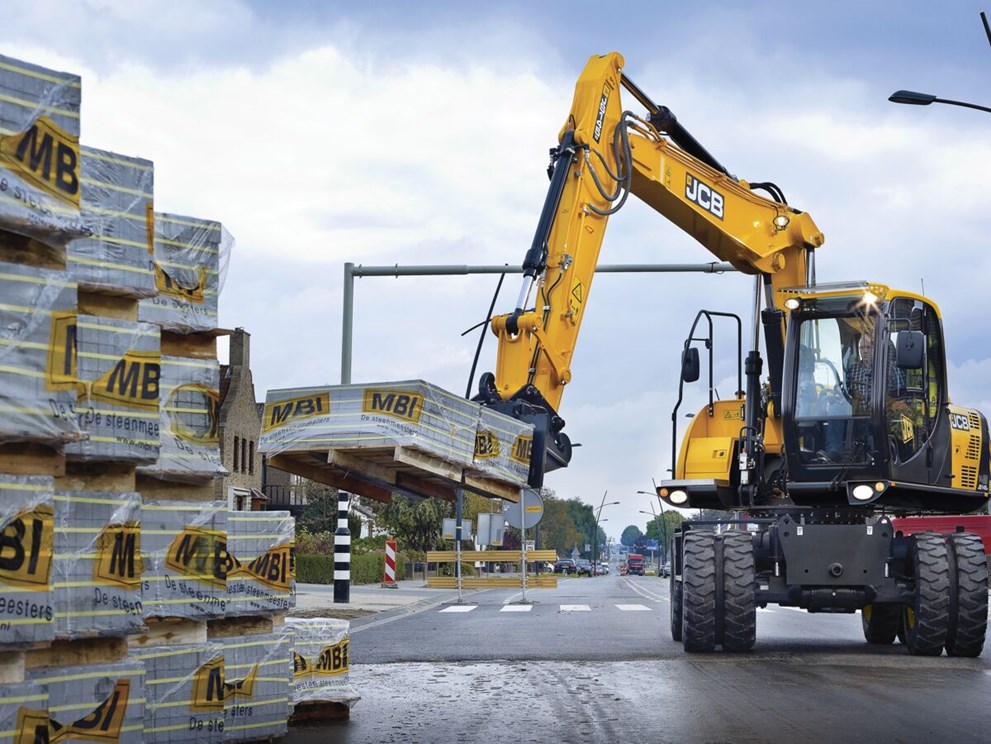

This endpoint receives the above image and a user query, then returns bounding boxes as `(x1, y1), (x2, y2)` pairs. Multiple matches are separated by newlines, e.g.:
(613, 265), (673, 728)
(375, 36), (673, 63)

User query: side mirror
(681, 347), (700, 383)
(895, 330), (924, 369)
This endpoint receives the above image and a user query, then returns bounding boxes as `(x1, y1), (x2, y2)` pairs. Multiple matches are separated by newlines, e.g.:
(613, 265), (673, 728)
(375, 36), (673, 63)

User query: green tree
(533, 494), (582, 557)
(377, 495), (451, 553)
(621, 524), (643, 547)
(297, 483), (340, 534)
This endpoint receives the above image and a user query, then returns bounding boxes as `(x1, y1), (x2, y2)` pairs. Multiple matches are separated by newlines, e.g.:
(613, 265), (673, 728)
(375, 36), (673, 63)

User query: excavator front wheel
(861, 603), (900, 645)
(682, 531), (717, 652)
(903, 532), (950, 656)
(670, 540), (684, 642)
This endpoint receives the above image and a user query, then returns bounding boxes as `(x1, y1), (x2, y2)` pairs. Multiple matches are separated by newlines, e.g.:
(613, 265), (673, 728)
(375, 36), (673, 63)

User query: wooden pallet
(268, 444), (523, 505)
(161, 329), (226, 359)
(0, 228), (65, 270)
(25, 636), (128, 671)
(207, 613), (280, 639)
(128, 617), (207, 649)
(0, 650), (25, 685)
(136, 473), (218, 501)
(56, 460), (136, 492)
(289, 701), (351, 724)
(0, 442), (66, 477)
(77, 290), (138, 322)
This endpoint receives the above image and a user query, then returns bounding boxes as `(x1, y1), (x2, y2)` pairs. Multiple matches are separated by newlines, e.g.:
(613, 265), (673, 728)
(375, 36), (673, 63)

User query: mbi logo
(191, 656), (225, 713)
(154, 263), (208, 304)
(0, 115), (81, 207)
(263, 392), (330, 432)
(361, 390), (423, 423)
(294, 637), (350, 678)
(94, 522), (143, 589)
(0, 503), (54, 589)
(510, 434), (533, 465)
(474, 430), (500, 459)
(230, 544), (295, 591)
(165, 527), (228, 588)
(17, 679), (132, 742)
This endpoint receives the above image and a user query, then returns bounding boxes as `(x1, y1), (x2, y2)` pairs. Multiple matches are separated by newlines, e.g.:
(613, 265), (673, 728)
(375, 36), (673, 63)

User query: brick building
(216, 328), (265, 510)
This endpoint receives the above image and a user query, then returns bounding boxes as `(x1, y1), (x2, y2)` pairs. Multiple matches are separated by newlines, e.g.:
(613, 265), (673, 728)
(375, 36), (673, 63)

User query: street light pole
(591, 491), (620, 575)
(637, 489), (668, 567)
(888, 90), (991, 115)
(638, 507), (662, 575)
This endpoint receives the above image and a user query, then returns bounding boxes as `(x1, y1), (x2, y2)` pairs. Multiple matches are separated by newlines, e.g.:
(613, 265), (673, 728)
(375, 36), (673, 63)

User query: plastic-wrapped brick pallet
(221, 630), (291, 742)
(130, 642), (225, 743)
(0, 262), (80, 446)
(64, 315), (161, 463)
(138, 355), (223, 483)
(138, 213), (232, 333)
(27, 660), (145, 743)
(259, 380), (479, 466)
(68, 147), (155, 298)
(0, 474), (55, 646)
(286, 618), (358, 708)
(472, 406), (534, 486)
(53, 491), (144, 640)
(226, 511), (295, 617)
(0, 683), (47, 743)
(0, 54), (88, 253)
(141, 500), (228, 620)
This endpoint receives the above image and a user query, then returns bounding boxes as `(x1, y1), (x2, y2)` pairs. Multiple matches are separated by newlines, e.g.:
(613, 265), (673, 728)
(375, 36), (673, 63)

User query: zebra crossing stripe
(500, 605), (532, 612)
(616, 604), (651, 611)
(559, 605), (591, 612)
(439, 605), (477, 613)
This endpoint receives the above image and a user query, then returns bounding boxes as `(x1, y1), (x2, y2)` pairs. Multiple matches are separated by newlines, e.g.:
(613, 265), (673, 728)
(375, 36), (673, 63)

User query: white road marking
(622, 577), (667, 603)
(500, 604), (533, 612)
(560, 604), (591, 612)
(439, 605), (477, 613)
(616, 604), (652, 612)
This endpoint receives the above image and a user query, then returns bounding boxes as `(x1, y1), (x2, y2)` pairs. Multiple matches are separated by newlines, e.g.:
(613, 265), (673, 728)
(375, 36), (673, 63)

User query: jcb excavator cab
(778, 283), (989, 510)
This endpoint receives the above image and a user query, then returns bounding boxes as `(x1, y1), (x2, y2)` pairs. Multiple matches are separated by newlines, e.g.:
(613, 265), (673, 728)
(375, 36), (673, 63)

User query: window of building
(241, 437), (247, 473)
(249, 441), (255, 475)
(233, 435), (240, 472)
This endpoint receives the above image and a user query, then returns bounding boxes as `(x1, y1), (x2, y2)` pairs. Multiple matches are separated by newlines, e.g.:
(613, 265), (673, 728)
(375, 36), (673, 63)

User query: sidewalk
(292, 580), (458, 616)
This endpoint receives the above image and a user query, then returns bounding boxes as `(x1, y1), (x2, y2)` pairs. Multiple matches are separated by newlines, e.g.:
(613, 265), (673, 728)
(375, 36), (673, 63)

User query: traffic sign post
(503, 489), (544, 605)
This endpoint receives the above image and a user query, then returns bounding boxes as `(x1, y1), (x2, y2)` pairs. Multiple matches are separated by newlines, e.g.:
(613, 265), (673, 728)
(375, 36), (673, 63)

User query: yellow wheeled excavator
(473, 52), (989, 656)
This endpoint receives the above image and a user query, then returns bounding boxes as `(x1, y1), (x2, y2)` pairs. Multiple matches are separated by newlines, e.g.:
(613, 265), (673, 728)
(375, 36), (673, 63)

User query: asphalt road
(287, 574), (991, 744)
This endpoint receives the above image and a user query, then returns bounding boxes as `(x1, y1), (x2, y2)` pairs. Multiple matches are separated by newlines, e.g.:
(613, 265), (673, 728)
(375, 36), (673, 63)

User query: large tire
(668, 542), (685, 643)
(682, 531), (717, 653)
(721, 531), (756, 652)
(903, 532), (950, 656)
(945, 532), (989, 658)
(861, 603), (900, 645)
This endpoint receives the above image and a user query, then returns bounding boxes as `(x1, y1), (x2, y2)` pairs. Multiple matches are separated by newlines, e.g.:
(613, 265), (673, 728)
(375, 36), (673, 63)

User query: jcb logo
(165, 383), (220, 444)
(295, 638), (350, 678)
(165, 527), (228, 588)
(0, 504), (54, 589)
(510, 434), (533, 465)
(950, 413), (971, 431)
(94, 522), (143, 589)
(474, 430), (500, 459)
(154, 263), (207, 303)
(231, 544), (294, 591)
(685, 173), (724, 220)
(0, 115), (81, 207)
(23, 679), (131, 743)
(362, 390), (423, 423)
(191, 656), (225, 713)
(91, 352), (161, 411)
(263, 392), (330, 432)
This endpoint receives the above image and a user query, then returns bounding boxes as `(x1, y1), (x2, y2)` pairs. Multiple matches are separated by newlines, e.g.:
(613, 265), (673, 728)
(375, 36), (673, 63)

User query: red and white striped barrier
(382, 539), (398, 588)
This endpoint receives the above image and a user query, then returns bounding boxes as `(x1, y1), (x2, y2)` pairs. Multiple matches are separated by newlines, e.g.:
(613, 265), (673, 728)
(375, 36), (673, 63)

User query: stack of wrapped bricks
(0, 53), (294, 743)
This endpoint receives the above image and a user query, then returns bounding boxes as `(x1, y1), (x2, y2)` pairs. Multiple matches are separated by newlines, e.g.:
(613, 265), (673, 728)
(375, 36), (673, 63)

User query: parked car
(575, 559), (593, 576)
(661, 561), (672, 578)
(553, 560), (578, 575)
(596, 562), (610, 575)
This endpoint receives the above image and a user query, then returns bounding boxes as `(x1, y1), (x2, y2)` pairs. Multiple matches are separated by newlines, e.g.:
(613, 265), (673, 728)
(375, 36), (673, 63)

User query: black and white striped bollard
(334, 491), (351, 603)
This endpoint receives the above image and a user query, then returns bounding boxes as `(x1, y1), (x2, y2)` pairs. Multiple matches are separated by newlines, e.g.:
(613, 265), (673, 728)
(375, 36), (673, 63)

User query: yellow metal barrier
(424, 549), (559, 589)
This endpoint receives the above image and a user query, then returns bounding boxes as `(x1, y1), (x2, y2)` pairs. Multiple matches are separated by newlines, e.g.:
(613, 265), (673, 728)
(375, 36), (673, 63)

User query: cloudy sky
(4, 0), (990, 540)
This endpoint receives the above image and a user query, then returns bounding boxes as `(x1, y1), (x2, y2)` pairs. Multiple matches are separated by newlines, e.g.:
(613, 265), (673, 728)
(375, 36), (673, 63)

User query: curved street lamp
(638, 508), (663, 574)
(591, 492), (620, 572)
(888, 90), (991, 115)
(637, 489), (668, 565)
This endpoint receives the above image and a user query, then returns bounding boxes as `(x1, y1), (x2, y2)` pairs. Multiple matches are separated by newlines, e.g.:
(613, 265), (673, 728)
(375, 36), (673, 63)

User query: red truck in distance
(626, 554), (646, 576)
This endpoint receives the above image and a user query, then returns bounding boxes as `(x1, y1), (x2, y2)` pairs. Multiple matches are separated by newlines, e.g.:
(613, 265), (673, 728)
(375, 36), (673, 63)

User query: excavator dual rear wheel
(721, 531), (756, 652)
(945, 532), (989, 658)
(903, 532), (950, 657)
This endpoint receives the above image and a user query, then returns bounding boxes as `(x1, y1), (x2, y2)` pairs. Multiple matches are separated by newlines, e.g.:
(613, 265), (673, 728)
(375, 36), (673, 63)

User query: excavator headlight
(773, 215), (790, 230)
(852, 484), (875, 501)
(862, 291), (879, 306)
(669, 489), (688, 505)
(784, 298), (801, 310)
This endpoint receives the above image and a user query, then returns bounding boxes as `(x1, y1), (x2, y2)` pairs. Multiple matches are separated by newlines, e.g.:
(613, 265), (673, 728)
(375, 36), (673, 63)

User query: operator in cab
(845, 332), (906, 416)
